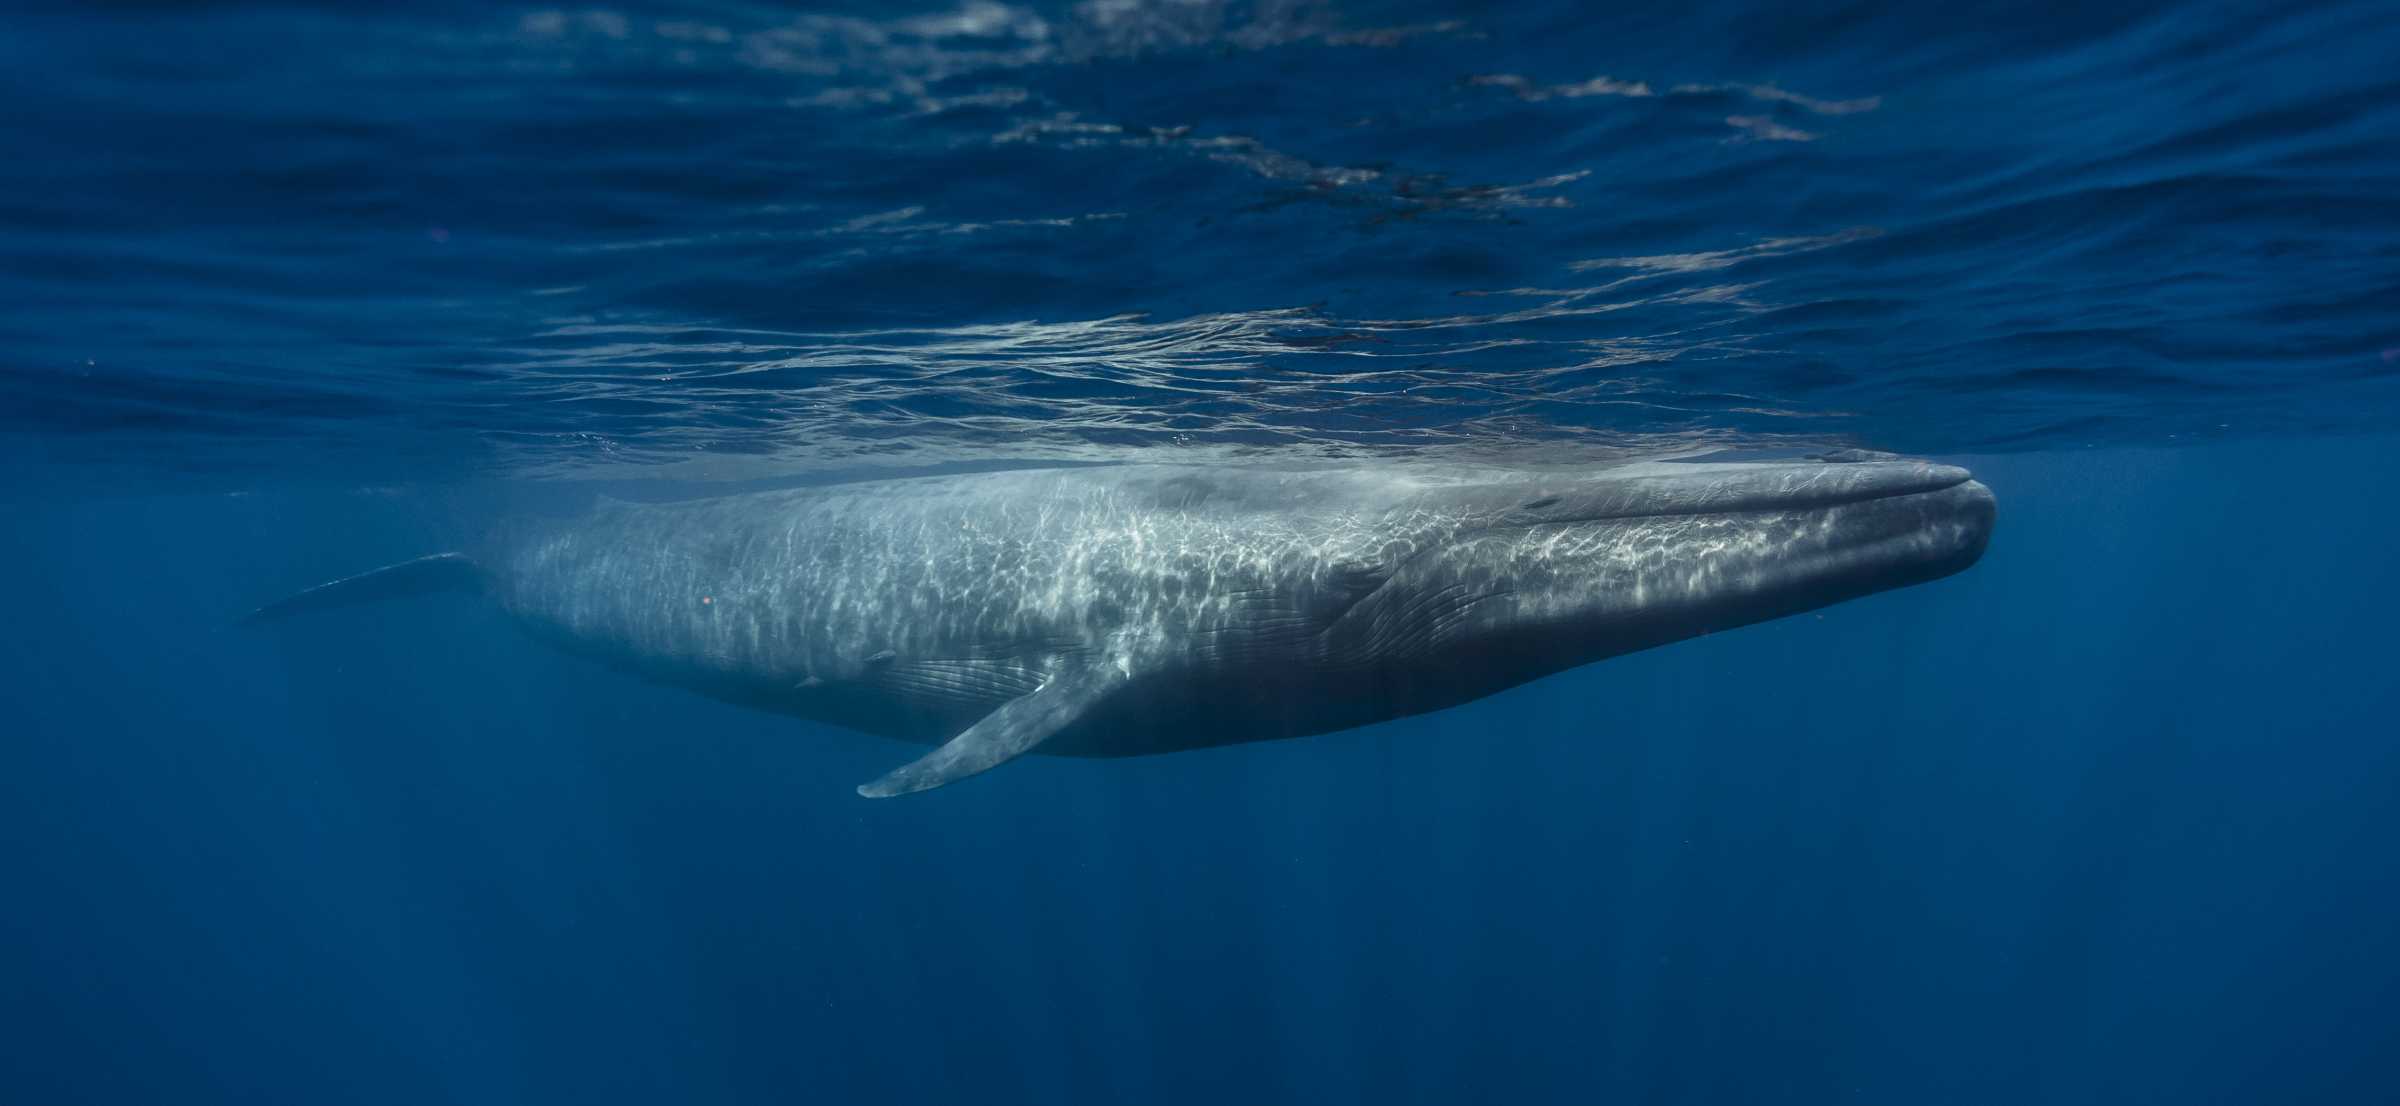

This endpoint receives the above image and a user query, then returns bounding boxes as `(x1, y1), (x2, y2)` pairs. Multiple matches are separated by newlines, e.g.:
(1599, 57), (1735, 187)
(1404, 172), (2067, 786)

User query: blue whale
(247, 456), (1995, 797)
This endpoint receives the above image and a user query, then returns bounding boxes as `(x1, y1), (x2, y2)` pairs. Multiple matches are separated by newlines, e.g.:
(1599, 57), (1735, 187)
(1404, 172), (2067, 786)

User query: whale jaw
(1317, 462), (1995, 709)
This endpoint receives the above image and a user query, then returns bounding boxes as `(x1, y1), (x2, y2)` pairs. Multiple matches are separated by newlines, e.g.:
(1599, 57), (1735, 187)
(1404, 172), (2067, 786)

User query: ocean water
(4, 2), (2398, 1104)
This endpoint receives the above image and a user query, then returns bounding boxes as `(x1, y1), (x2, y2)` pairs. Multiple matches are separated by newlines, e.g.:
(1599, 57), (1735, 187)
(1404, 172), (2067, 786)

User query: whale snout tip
(1943, 477), (1999, 568)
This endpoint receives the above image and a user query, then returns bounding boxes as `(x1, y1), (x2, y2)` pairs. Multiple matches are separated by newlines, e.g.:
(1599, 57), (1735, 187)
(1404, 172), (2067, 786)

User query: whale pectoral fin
(856, 664), (1121, 799)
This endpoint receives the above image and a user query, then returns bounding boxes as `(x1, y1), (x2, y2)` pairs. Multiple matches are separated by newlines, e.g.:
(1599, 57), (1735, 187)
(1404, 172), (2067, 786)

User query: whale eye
(1519, 495), (1562, 511)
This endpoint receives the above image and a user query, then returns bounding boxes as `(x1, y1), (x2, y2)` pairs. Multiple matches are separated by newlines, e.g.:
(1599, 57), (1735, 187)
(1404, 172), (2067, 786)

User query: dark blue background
(5, 0), (2400, 1101)
(7, 443), (2398, 1104)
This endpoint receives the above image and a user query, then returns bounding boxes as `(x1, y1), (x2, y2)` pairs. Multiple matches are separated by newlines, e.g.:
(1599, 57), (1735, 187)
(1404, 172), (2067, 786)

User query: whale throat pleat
(871, 658), (1049, 713)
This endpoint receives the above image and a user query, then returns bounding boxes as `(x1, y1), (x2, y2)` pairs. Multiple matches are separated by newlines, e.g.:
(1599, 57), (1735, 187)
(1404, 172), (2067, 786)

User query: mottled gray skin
(464, 457), (1993, 794)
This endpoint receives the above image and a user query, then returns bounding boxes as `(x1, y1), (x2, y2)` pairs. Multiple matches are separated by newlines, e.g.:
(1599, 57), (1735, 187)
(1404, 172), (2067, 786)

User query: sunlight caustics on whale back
(244, 456), (1995, 797)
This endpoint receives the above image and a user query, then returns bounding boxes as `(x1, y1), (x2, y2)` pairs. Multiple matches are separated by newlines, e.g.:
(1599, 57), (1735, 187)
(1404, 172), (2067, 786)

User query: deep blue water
(5, 2), (2400, 1103)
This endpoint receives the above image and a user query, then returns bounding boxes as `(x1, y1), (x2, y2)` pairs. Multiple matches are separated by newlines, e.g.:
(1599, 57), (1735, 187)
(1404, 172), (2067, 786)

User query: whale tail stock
(239, 552), (486, 625)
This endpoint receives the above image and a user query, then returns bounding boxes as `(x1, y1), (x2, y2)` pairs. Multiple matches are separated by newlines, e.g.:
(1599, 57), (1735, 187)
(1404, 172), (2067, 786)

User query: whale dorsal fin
(855, 661), (1125, 798)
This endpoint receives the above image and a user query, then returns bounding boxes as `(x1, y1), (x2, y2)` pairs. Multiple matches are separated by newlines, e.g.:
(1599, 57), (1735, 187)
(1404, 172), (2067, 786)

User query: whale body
(246, 457), (1995, 797)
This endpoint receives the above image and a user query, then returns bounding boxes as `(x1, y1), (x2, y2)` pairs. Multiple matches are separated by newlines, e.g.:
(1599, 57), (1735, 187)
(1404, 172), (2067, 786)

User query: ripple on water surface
(4, 1), (2395, 484)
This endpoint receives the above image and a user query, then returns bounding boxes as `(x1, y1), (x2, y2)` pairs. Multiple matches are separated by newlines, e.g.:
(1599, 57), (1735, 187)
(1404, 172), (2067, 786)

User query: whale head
(1322, 457), (1995, 699)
